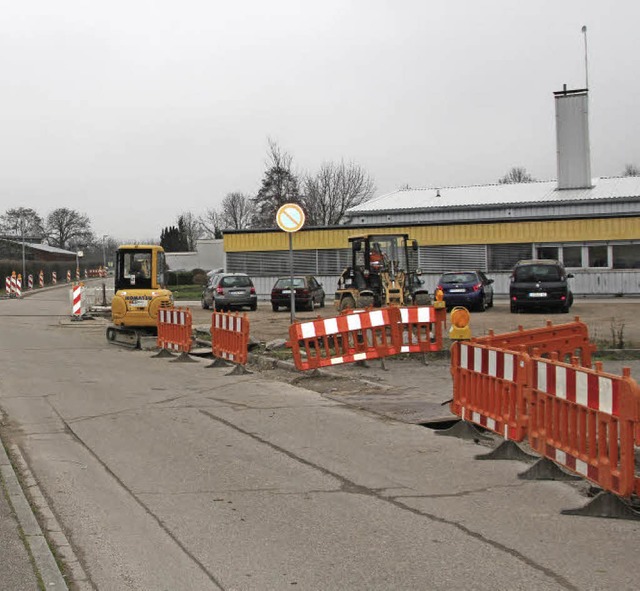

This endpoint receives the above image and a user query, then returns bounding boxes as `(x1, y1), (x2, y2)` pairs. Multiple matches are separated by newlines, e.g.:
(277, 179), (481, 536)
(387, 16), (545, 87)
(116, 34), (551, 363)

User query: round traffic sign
(276, 203), (306, 233)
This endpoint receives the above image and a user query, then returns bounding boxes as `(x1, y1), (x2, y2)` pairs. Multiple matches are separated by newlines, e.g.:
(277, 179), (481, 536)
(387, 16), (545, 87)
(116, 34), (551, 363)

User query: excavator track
(106, 326), (140, 349)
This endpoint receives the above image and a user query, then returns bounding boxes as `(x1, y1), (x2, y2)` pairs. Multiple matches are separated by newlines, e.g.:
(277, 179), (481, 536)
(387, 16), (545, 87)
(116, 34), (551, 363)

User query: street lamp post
(20, 215), (26, 285)
(102, 235), (108, 271)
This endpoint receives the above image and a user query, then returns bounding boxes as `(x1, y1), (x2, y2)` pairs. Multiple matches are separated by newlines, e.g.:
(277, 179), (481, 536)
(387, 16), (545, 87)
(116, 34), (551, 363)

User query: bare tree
(302, 160), (375, 226)
(45, 208), (92, 249)
(251, 138), (301, 228)
(199, 208), (222, 239)
(498, 166), (535, 184)
(0, 207), (45, 239)
(177, 211), (202, 251)
(221, 192), (252, 229)
(623, 163), (640, 176)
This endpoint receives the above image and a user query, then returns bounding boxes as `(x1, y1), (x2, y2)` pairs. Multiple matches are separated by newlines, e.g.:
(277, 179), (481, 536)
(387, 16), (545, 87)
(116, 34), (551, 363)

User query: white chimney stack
(554, 86), (592, 190)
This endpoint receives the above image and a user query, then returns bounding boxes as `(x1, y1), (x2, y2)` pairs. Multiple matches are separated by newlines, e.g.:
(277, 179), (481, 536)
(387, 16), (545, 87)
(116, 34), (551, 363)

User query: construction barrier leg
(151, 349), (176, 359)
(206, 358), (231, 368)
(475, 440), (538, 462)
(561, 492), (640, 521)
(169, 351), (198, 363)
(434, 420), (493, 442)
(226, 363), (252, 376)
(518, 458), (581, 482)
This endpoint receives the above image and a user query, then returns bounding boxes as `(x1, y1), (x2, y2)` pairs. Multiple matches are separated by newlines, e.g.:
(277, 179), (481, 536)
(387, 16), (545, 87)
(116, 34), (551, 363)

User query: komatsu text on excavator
(106, 244), (173, 348)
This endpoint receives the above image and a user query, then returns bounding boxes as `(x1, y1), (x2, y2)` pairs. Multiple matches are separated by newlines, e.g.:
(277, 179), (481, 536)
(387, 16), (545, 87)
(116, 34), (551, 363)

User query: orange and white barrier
(157, 308), (193, 353)
(289, 307), (401, 371)
(451, 341), (529, 442)
(210, 311), (250, 365)
(28, 274), (33, 290)
(75, 268), (80, 281)
(475, 318), (596, 367)
(528, 355), (640, 498)
(39, 270), (44, 288)
(449, 319), (640, 514)
(398, 305), (446, 353)
(66, 270), (71, 282)
(15, 275), (21, 298)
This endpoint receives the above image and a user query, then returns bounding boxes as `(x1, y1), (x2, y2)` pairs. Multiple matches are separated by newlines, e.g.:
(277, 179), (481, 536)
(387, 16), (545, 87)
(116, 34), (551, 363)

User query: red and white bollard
(72, 283), (84, 318)
(39, 270), (44, 288)
(10, 272), (17, 297)
(52, 271), (57, 284)
(5, 276), (10, 297)
(66, 270), (71, 283)
(28, 274), (33, 290)
(15, 275), (22, 298)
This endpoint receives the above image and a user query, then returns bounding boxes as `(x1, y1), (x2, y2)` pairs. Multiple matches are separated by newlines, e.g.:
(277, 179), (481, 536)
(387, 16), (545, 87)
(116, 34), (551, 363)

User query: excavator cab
(334, 234), (430, 310)
(107, 245), (173, 347)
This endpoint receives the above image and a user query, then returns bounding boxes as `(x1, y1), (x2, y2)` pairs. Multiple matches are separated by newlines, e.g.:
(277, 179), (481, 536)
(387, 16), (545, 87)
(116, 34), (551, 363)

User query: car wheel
(250, 302), (257, 311)
(201, 296), (209, 310)
(510, 301), (518, 314)
(319, 296), (325, 308)
(488, 294), (494, 308)
(271, 303), (279, 312)
(476, 295), (487, 312)
(308, 297), (315, 311)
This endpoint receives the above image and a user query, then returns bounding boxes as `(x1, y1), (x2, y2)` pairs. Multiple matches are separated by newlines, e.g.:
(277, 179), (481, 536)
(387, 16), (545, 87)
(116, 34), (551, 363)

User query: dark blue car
(436, 270), (494, 312)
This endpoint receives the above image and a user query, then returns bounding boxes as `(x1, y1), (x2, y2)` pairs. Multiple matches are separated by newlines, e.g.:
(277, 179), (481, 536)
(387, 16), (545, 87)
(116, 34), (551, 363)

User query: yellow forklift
(106, 244), (173, 348)
(334, 233), (431, 310)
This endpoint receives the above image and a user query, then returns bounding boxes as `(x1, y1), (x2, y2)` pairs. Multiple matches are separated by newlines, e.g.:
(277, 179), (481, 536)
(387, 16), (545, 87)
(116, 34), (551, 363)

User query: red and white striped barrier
(52, 271), (57, 284)
(289, 307), (401, 371)
(157, 308), (193, 352)
(72, 283), (84, 317)
(75, 268), (80, 281)
(28, 274), (33, 290)
(66, 270), (71, 282)
(5, 276), (10, 297)
(211, 312), (250, 365)
(39, 270), (44, 288)
(10, 273), (17, 297)
(15, 275), (22, 298)
(398, 305), (446, 354)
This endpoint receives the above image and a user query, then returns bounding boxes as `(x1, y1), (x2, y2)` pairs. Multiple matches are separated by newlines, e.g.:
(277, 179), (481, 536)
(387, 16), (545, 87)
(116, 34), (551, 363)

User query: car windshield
(514, 265), (561, 282)
(440, 273), (477, 284)
(275, 278), (305, 289)
(220, 275), (252, 288)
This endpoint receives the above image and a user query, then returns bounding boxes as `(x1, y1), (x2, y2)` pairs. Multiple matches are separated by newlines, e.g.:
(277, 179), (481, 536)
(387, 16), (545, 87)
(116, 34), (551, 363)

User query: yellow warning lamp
(449, 306), (471, 341)
(433, 288), (445, 309)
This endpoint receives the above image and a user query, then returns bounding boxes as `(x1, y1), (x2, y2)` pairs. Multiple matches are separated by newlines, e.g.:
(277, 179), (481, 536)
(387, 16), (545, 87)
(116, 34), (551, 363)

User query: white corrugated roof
(349, 176), (640, 213)
(24, 242), (76, 255)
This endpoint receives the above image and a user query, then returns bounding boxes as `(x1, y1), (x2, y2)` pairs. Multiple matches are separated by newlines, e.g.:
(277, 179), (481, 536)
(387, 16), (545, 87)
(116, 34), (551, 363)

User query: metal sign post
(276, 203), (306, 324)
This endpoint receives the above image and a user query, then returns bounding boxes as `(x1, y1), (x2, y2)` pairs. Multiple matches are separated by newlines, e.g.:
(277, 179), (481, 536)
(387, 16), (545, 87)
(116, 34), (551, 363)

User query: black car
(509, 259), (574, 313)
(436, 270), (494, 311)
(271, 276), (325, 311)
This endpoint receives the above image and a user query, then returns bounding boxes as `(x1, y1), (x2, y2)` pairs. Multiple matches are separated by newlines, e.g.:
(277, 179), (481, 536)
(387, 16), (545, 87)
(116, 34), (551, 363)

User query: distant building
(221, 88), (640, 297)
(0, 239), (77, 262)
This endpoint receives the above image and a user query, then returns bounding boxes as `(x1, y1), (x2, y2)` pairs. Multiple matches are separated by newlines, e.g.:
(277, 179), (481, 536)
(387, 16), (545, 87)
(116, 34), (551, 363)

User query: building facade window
(587, 245), (608, 267)
(612, 244), (640, 269)
(536, 246), (559, 260)
(562, 246), (582, 267)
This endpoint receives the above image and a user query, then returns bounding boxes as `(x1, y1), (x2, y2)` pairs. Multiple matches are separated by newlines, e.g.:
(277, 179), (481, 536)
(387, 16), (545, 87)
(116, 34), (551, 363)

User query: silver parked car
(201, 273), (257, 311)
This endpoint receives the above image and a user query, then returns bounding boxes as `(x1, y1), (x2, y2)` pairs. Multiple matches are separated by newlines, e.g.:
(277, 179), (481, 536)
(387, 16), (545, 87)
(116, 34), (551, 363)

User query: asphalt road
(1, 287), (639, 590)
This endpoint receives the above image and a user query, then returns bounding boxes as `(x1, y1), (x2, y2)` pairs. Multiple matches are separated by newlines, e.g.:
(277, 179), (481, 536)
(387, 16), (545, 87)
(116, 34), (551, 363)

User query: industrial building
(223, 88), (640, 297)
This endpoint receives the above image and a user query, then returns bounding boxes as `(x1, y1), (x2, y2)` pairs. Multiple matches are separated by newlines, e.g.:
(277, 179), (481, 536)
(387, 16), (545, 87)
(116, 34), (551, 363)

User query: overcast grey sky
(1, 1), (639, 240)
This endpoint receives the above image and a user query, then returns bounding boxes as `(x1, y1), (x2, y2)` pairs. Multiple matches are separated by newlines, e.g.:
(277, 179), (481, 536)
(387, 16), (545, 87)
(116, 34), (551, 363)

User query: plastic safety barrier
(157, 307), (193, 353)
(398, 305), (446, 353)
(528, 354), (640, 498)
(210, 311), (250, 365)
(475, 318), (596, 367)
(450, 341), (529, 441)
(71, 283), (84, 317)
(289, 307), (401, 371)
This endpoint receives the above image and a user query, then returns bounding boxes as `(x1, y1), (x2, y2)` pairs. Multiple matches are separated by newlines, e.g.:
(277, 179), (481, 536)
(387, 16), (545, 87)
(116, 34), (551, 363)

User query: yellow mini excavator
(106, 244), (173, 348)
